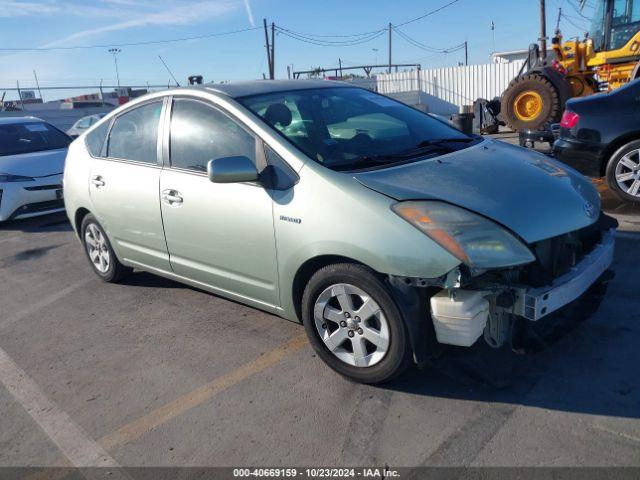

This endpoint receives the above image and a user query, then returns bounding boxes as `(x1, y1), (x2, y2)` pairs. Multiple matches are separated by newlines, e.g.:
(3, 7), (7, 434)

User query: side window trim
(167, 95), (264, 175)
(103, 98), (166, 167)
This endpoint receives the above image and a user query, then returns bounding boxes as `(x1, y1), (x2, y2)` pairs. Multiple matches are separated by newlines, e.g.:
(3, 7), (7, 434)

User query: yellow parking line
(97, 333), (309, 452)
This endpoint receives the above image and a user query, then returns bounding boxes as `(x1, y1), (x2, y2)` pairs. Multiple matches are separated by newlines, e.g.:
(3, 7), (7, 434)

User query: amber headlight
(392, 201), (535, 269)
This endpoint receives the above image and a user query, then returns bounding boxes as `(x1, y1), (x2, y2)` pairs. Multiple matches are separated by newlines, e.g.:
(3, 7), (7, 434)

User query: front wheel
(501, 73), (562, 131)
(301, 263), (411, 384)
(605, 140), (640, 204)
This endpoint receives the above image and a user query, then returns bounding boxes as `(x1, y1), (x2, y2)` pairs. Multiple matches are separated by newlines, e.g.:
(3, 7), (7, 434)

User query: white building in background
(491, 48), (555, 63)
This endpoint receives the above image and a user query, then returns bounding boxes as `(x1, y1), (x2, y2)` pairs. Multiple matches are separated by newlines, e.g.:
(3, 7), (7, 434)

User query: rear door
(89, 99), (171, 272)
(159, 96), (279, 308)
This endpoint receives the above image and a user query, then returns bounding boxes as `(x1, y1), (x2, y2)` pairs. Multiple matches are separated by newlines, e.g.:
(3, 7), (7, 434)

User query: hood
(354, 139), (600, 243)
(0, 148), (67, 178)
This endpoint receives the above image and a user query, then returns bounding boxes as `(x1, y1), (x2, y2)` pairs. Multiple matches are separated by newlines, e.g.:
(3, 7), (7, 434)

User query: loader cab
(590, 0), (640, 51)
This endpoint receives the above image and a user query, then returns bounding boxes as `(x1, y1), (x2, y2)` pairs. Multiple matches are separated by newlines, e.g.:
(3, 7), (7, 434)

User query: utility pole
(338, 58), (343, 77)
(271, 22), (276, 79)
(263, 19), (273, 80)
(464, 41), (468, 66)
(388, 23), (392, 74)
(16, 80), (24, 111)
(158, 55), (180, 86)
(539, 0), (547, 61)
(33, 70), (43, 102)
(108, 48), (121, 87)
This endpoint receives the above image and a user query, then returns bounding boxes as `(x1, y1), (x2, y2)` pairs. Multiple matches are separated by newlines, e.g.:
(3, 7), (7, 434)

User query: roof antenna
(158, 55), (180, 86)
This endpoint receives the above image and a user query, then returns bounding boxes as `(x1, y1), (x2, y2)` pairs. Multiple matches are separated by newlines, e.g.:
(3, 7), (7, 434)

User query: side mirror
(207, 156), (259, 183)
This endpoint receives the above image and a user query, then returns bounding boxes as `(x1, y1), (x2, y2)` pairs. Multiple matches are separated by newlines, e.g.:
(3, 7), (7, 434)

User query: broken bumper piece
(513, 228), (615, 321)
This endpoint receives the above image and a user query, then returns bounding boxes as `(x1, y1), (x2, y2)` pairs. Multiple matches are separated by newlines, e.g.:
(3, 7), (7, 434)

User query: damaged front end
(393, 214), (617, 350)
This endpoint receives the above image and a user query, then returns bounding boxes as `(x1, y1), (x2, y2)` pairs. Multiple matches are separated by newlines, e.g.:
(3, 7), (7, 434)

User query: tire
(605, 140), (640, 204)
(80, 213), (132, 282)
(501, 73), (563, 132)
(301, 263), (412, 384)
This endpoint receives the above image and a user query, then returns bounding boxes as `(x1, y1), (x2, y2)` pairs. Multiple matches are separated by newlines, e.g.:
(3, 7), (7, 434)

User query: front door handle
(161, 189), (183, 205)
(91, 175), (105, 187)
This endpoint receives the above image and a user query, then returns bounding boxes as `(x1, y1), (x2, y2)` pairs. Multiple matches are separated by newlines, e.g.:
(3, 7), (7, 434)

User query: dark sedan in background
(554, 79), (640, 204)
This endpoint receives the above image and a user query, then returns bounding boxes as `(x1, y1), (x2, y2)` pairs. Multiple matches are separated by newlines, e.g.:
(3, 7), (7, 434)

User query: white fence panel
(372, 61), (524, 115)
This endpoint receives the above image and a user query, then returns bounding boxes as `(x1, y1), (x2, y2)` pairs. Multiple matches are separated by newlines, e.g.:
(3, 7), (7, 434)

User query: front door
(159, 97), (279, 308)
(89, 100), (170, 272)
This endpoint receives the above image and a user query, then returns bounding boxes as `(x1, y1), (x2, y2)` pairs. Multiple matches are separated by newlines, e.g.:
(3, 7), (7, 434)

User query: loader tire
(501, 73), (562, 132)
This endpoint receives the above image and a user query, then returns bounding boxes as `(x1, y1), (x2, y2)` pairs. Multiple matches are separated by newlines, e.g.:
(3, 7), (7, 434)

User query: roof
(0, 116), (44, 125)
(201, 79), (352, 98)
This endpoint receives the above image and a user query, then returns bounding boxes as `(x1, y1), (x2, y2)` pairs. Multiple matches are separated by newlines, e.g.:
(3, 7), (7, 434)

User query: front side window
(169, 98), (255, 172)
(107, 101), (162, 164)
(0, 121), (71, 156)
(238, 87), (475, 172)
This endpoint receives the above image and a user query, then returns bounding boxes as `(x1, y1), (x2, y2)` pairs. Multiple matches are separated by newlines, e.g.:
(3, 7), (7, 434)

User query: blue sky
(0, 0), (593, 99)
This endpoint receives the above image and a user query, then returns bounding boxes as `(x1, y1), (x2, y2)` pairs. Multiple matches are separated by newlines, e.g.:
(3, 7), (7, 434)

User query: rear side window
(169, 98), (256, 172)
(85, 121), (109, 157)
(107, 102), (162, 164)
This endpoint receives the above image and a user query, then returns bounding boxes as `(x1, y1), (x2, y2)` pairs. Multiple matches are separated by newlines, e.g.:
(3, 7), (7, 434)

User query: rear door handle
(161, 189), (183, 205)
(91, 175), (105, 187)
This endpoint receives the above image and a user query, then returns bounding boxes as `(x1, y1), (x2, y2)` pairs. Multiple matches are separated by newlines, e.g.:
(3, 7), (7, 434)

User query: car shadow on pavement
(118, 271), (186, 290)
(0, 212), (72, 233)
(382, 274), (640, 419)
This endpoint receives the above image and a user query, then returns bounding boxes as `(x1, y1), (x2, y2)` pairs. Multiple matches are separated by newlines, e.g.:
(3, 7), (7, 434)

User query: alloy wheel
(615, 149), (640, 198)
(84, 223), (110, 273)
(313, 283), (390, 367)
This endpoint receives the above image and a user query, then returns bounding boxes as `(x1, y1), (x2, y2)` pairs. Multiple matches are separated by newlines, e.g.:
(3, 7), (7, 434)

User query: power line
(0, 26), (262, 52)
(273, 0), (462, 46)
(394, 27), (465, 53)
(275, 28), (386, 47)
(395, 0), (461, 27)
(561, 13), (589, 31)
(274, 26), (386, 39)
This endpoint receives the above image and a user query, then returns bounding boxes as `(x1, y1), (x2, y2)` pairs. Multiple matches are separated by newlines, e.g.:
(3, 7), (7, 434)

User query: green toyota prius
(64, 80), (616, 384)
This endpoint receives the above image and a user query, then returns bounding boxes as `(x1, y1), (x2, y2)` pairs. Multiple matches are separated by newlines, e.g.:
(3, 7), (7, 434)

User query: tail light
(560, 110), (579, 128)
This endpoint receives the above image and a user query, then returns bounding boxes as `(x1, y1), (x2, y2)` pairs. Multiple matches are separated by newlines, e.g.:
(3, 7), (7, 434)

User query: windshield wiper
(388, 137), (475, 159)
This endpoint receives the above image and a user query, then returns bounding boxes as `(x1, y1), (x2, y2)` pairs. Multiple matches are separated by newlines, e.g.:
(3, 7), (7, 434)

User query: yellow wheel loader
(501, 0), (640, 132)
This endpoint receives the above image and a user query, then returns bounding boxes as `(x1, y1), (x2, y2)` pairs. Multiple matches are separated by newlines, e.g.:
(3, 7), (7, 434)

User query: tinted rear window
(0, 122), (71, 156)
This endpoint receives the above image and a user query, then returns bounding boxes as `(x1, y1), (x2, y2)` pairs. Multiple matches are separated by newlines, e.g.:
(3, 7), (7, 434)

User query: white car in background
(67, 113), (107, 138)
(0, 117), (71, 222)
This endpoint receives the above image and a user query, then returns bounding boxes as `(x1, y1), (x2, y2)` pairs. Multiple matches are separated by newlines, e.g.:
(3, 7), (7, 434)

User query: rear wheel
(605, 140), (640, 204)
(301, 263), (411, 384)
(81, 214), (132, 282)
(501, 73), (562, 131)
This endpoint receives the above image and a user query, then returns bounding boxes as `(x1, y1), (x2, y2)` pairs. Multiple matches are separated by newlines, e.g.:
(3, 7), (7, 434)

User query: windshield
(0, 122), (71, 156)
(238, 87), (476, 171)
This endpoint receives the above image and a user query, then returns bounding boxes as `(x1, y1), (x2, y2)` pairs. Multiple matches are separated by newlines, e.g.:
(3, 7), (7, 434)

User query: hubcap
(615, 149), (640, 198)
(513, 90), (543, 121)
(84, 223), (110, 273)
(313, 283), (390, 367)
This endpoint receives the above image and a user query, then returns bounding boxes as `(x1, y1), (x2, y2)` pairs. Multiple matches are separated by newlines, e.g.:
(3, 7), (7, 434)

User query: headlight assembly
(392, 201), (535, 269)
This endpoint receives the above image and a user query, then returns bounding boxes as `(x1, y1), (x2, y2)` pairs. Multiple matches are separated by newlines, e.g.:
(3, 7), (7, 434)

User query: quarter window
(169, 99), (256, 172)
(85, 121), (110, 157)
(107, 102), (162, 164)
